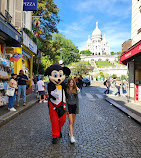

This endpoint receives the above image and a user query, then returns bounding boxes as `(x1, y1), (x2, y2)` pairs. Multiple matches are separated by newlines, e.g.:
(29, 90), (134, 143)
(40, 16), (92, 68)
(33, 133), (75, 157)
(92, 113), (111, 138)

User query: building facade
(0, 0), (37, 104)
(84, 22), (110, 55)
(120, 0), (141, 102)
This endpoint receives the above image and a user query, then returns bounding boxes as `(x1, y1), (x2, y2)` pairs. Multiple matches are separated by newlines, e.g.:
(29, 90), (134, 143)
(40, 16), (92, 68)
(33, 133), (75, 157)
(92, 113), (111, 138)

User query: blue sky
(54, 0), (132, 52)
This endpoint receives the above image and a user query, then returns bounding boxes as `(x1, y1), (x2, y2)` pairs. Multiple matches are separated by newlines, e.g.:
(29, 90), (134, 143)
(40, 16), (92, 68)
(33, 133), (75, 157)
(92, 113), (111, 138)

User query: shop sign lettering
(23, 32), (37, 54)
(23, 2), (36, 7)
(23, 0), (38, 11)
(125, 51), (131, 58)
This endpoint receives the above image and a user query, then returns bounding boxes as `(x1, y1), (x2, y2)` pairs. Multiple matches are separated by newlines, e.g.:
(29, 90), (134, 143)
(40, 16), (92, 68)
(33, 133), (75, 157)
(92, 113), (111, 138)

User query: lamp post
(59, 47), (63, 65)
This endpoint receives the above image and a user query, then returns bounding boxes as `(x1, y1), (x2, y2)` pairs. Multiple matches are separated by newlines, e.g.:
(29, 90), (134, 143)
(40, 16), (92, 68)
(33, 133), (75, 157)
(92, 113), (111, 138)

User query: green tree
(111, 52), (115, 55)
(33, 0), (60, 37)
(104, 73), (109, 79)
(71, 62), (93, 76)
(42, 56), (53, 69)
(112, 74), (117, 79)
(51, 33), (80, 65)
(121, 75), (127, 80)
(80, 50), (92, 56)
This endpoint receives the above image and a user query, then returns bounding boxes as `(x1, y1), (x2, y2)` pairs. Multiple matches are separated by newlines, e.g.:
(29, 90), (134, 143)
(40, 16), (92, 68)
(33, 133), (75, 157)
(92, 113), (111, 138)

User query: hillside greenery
(95, 61), (115, 68)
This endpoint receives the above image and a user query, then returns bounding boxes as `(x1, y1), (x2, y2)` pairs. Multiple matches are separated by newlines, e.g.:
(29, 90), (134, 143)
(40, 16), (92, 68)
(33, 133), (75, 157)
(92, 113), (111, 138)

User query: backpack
(104, 80), (107, 85)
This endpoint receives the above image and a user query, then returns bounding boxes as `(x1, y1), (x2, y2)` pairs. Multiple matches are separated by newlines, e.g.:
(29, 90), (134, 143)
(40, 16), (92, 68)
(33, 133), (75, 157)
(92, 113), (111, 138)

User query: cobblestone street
(0, 86), (141, 158)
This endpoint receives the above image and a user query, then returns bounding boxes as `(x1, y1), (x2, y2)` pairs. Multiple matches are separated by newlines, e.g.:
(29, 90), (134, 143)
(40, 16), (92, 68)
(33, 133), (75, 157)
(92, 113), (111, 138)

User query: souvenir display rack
(0, 57), (12, 106)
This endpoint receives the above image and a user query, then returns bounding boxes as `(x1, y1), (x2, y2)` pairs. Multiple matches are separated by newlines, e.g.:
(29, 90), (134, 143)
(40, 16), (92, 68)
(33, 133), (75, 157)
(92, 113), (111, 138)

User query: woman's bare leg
(72, 114), (76, 127)
(69, 114), (73, 136)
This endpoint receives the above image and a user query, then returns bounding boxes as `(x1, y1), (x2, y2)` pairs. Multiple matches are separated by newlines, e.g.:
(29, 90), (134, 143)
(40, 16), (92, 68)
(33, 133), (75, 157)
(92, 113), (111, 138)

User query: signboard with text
(23, 0), (38, 11)
(23, 32), (37, 54)
(120, 41), (141, 64)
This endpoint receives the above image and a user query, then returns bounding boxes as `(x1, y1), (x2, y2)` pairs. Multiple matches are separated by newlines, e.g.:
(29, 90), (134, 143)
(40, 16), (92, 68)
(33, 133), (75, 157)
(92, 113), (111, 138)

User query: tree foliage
(50, 33), (80, 65)
(112, 74), (117, 79)
(80, 50), (92, 56)
(70, 62), (93, 76)
(33, 0), (60, 37)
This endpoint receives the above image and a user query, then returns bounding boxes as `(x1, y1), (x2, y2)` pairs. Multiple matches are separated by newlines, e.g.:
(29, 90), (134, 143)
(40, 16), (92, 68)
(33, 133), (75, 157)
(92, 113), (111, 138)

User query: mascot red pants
(49, 100), (66, 138)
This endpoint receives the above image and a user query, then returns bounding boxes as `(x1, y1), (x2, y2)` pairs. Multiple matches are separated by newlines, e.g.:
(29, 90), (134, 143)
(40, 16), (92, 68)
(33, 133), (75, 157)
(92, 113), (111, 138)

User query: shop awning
(0, 13), (21, 47)
(120, 40), (141, 65)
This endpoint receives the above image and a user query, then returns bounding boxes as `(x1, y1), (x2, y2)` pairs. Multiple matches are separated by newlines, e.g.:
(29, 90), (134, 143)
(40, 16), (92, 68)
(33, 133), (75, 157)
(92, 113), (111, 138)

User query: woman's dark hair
(11, 73), (17, 79)
(67, 78), (78, 95)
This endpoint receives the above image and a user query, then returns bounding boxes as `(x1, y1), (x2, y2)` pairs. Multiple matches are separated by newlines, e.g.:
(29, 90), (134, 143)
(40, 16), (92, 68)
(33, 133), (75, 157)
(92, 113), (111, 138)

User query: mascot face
(45, 64), (71, 85)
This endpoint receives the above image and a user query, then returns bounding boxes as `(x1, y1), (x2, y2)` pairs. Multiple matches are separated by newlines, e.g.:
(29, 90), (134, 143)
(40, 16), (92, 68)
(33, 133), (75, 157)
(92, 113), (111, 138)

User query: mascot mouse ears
(44, 64), (71, 76)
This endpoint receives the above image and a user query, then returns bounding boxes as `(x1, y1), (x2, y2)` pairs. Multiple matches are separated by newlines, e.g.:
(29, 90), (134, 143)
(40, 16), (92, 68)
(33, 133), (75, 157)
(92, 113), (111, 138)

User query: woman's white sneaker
(43, 100), (48, 103)
(70, 136), (76, 143)
(10, 107), (16, 112)
(39, 101), (42, 103)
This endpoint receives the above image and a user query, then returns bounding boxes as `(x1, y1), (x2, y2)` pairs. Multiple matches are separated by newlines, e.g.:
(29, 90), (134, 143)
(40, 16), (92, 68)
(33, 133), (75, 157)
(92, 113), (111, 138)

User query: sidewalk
(0, 92), (38, 127)
(105, 95), (141, 124)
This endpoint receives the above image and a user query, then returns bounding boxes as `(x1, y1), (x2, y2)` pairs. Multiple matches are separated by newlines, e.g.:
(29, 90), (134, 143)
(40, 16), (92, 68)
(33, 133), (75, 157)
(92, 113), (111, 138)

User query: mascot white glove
(51, 90), (59, 100)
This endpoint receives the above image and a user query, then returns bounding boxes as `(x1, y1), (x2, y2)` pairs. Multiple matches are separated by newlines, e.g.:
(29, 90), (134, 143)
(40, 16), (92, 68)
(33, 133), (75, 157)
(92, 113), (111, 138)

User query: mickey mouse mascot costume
(45, 64), (71, 144)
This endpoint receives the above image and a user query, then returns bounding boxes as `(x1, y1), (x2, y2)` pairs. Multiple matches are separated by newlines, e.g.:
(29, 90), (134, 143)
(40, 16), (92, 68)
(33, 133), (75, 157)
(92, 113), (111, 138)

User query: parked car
(82, 78), (91, 87)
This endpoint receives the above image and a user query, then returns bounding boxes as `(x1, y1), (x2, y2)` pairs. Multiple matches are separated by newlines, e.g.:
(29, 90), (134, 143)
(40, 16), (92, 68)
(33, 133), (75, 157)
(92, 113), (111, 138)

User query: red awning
(120, 40), (141, 65)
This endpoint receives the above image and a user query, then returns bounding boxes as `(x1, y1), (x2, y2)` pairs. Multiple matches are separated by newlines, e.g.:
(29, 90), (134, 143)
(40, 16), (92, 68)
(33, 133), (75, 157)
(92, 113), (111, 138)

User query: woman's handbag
(50, 88), (66, 118)
(54, 104), (66, 118)
(5, 85), (15, 96)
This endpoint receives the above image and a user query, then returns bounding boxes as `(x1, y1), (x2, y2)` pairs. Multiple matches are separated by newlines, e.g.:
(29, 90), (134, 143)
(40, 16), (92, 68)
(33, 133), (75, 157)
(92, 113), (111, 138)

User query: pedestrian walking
(74, 77), (78, 87)
(31, 73), (35, 91)
(122, 80), (127, 96)
(17, 70), (28, 106)
(78, 75), (83, 94)
(115, 78), (121, 96)
(37, 77), (47, 103)
(38, 75), (41, 81)
(45, 64), (71, 144)
(66, 78), (80, 143)
(8, 73), (18, 112)
(104, 78), (111, 94)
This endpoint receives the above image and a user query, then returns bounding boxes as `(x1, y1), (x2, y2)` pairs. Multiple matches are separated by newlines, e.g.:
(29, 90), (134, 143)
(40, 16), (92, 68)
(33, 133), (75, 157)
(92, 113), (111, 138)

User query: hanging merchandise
(0, 55), (11, 106)
(0, 82), (4, 90)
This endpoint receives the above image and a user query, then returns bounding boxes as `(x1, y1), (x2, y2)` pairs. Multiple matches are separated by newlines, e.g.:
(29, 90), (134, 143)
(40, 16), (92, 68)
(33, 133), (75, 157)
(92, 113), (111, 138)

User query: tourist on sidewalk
(66, 78), (80, 144)
(31, 73), (35, 91)
(122, 80), (127, 96)
(17, 70), (28, 106)
(104, 78), (111, 94)
(115, 78), (121, 96)
(8, 74), (18, 112)
(37, 77), (47, 103)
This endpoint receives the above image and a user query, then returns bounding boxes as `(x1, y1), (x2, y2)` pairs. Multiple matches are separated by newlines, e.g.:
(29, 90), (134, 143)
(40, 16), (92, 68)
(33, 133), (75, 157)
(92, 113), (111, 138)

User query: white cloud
(58, 0), (131, 52)
(73, 0), (131, 19)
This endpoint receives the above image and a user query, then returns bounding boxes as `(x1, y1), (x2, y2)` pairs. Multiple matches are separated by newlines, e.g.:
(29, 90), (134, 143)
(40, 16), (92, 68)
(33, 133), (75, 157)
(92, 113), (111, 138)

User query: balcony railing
(5, 10), (12, 23)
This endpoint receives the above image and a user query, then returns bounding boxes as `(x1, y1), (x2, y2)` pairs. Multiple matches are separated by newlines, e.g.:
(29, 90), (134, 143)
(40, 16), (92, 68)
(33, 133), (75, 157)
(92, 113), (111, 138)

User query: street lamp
(59, 47), (63, 65)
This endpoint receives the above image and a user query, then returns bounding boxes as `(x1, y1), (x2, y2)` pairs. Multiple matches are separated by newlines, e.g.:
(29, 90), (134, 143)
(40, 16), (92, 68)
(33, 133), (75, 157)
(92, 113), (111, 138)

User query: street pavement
(0, 86), (141, 158)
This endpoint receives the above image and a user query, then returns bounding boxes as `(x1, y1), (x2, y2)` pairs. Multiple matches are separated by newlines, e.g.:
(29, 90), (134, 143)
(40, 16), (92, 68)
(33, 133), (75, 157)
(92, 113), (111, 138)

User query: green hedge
(95, 61), (115, 68)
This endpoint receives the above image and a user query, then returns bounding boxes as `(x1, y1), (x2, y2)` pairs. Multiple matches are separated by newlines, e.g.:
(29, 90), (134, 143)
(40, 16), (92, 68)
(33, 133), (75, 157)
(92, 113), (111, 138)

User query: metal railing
(5, 10), (12, 23)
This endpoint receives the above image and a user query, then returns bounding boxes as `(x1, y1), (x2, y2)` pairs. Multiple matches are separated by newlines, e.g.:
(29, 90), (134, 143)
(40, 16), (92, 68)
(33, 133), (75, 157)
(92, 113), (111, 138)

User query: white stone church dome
(92, 22), (102, 38)
(87, 35), (91, 44)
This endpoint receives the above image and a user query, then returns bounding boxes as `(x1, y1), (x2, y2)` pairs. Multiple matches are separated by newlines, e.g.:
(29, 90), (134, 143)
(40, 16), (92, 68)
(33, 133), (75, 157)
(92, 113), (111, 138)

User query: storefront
(0, 13), (21, 106)
(120, 40), (141, 103)
(13, 31), (37, 88)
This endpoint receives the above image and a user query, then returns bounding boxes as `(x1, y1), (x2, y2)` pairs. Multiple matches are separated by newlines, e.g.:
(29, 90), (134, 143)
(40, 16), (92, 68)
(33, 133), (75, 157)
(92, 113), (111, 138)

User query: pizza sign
(23, 0), (38, 11)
